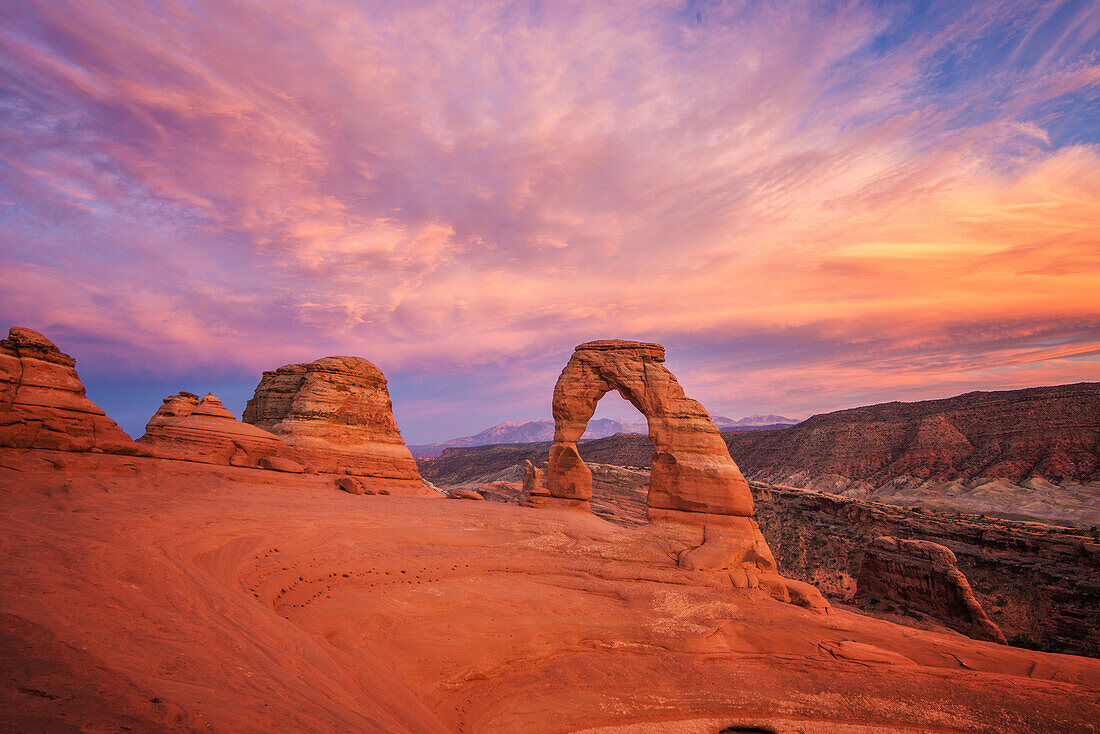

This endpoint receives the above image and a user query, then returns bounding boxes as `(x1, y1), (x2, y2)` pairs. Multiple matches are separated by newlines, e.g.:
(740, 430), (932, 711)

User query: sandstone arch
(535, 340), (830, 612)
(545, 339), (755, 518)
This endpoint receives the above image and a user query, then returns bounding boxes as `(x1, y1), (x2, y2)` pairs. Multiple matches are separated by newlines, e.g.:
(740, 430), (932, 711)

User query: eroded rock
(541, 339), (825, 610)
(447, 489), (485, 501)
(0, 327), (134, 454)
(137, 392), (299, 468)
(549, 340), (753, 516)
(243, 356), (426, 494)
(856, 535), (1006, 643)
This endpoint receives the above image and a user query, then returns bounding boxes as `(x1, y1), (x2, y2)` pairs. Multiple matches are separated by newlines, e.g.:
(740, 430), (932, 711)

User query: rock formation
(521, 458), (547, 499)
(539, 340), (821, 608)
(547, 340), (753, 517)
(0, 327), (134, 453)
(335, 476), (390, 495)
(243, 356), (426, 494)
(137, 392), (299, 468)
(6, 449), (1094, 732)
(446, 488), (485, 501)
(856, 535), (1007, 644)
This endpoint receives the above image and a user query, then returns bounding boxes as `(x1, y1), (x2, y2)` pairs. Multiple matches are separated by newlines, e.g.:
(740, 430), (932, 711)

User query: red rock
(1, 449), (1098, 732)
(540, 340), (823, 609)
(522, 459), (547, 497)
(447, 488), (485, 501)
(335, 476), (365, 494)
(0, 327), (134, 453)
(137, 392), (300, 469)
(243, 356), (429, 495)
(856, 535), (1007, 643)
(724, 382), (1100, 505)
(258, 455), (306, 473)
(548, 340), (753, 516)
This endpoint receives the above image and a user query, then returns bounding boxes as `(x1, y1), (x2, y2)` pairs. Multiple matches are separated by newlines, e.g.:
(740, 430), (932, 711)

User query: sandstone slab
(1, 450), (1096, 733)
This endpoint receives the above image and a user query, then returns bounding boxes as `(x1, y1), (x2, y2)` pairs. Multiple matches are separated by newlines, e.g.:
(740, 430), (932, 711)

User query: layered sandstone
(549, 340), (753, 517)
(540, 340), (818, 608)
(137, 392), (301, 468)
(723, 383), (1100, 524)
(243, 356), (426, 493)
(421, 443), (1099, 655)
(748, 482), (1099, 656)
(856, 535), (1007, 644)
(0, 327), (133, 453)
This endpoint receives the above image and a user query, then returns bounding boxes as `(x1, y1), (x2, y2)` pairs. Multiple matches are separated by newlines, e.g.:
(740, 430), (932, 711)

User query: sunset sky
(2, 0), (1098, 443)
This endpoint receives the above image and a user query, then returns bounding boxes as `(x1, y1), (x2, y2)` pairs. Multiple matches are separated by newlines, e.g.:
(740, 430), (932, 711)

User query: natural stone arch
(544, 339), (755, 518)
(531, 340), (831, 613)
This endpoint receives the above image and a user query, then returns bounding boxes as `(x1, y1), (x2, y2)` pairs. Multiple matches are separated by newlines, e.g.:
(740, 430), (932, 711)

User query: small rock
(335, 476), (365, 495)
(258, 456), (306, 473)
(447, 489), (485, 501)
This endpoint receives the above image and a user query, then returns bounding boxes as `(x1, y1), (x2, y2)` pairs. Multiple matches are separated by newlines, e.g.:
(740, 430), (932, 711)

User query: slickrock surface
(548, 340), (754, 517)
(423, 452), (1099, 656)
(243, 356), (428, 494)
(855, 536), (1007, 644)
(0, 327), (134, 453)
(2, 449), (1099, 733)
(137, 392), (298, 468)
(724, 383), (1100, 525)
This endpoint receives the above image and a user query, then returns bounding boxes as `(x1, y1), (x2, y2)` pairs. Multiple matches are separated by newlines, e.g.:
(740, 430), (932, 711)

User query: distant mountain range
(408, 414), (799, 458)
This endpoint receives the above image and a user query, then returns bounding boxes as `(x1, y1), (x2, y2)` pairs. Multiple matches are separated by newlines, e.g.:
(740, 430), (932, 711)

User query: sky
(1, 0), (1098, 444)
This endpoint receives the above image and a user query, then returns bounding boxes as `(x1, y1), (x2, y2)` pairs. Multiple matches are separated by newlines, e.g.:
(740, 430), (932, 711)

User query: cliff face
(724, 382), (1099, 488)
(750, 483), (1099, 657)
(0, 327), (134, 454)
(243, 356), (424, 490)
(855, 536), (1006, 644)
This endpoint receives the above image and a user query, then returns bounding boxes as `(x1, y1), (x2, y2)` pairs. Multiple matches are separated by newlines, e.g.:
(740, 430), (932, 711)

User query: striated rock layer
(421, 446), (1100, 655)
(723, 383), (1100, 524)
(749, 482), (1099, 656)
(0, 327), (133, 454)
(856, 535), (1007, 644)
(137, 392), (301, 469)
(243, 356), (427, 493)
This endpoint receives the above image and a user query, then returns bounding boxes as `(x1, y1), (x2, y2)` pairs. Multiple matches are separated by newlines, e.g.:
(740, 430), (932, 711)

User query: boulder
(137, 392), (299, 468)
(334, 475), (392, 496)
(855, 535), (1006, 643)
(258, 455), (306, 473)
(447, 489), (485, 501)
(335, 476), (365, 495)
(0, 327), (134, 453)
(243, 356), (428, 495)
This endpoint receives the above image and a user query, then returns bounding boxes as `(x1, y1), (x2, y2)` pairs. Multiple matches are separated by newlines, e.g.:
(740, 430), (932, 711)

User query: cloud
(0, 0), (1097, 441)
